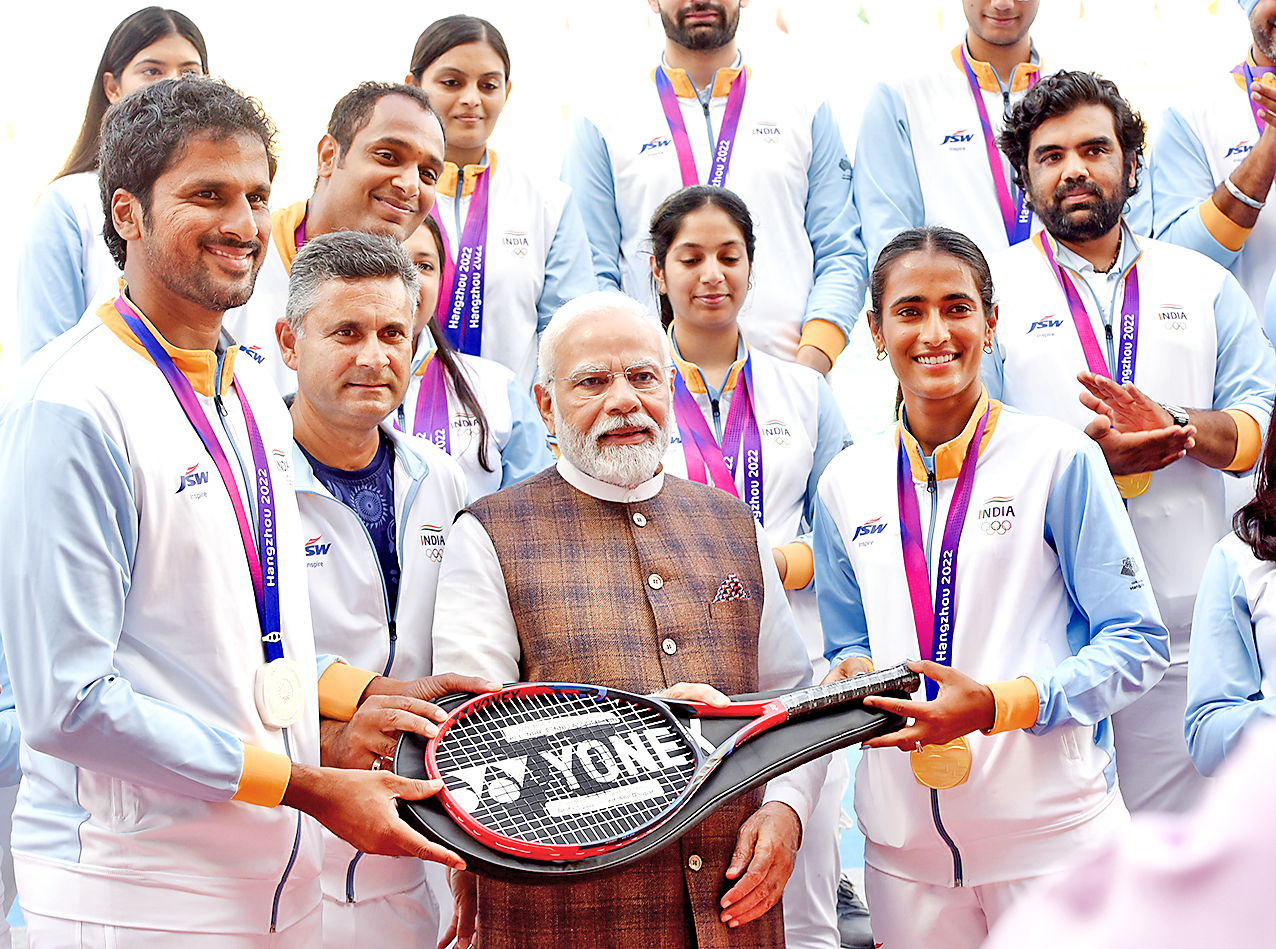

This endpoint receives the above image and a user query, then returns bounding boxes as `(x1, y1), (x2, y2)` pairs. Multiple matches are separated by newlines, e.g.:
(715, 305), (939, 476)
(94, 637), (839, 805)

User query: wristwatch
(1160, 403), (1190, 427)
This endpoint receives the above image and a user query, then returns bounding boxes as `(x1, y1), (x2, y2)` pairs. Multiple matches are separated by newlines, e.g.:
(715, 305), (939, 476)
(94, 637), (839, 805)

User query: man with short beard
(560, 0), (865, 376)
(983, 70), (1275, 814)
(1151, 0), (1276, 315)
(431, 292), (824, 949)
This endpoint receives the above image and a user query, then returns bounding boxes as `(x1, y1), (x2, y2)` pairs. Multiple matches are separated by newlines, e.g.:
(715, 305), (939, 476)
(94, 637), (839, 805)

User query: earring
(876, 349), (887, 361)
(983, 341), (994, 354)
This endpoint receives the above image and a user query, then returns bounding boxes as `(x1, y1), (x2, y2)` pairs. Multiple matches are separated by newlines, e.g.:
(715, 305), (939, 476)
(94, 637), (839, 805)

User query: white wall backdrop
(0, 0), (1254, 433)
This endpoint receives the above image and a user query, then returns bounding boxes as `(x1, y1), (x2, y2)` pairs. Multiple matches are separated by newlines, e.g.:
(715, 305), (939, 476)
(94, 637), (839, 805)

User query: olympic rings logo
(982, 519), (1012, 535)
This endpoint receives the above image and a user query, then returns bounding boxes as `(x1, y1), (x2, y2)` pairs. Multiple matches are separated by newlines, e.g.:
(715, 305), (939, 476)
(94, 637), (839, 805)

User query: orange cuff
(983, 677), (1039, 735)
(1224, 409), (1263, 472)
(1200, 198), (1252, 252)
(318, 662), (379, 722)
(232, 744), (292, 807)
(798, 319), (848, 363)
(777, 542), (814, 590)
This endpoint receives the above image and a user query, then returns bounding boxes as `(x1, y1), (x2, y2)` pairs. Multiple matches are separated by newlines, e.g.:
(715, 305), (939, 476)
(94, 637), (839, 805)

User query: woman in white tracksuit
(814, 225), (1171, 949)
(1186, 410), (1276, 777)
(649, 185), (851, 949)
(16, 6), (207, 362)
(400, 215), (553, 499)
(404, 14), (597, 392)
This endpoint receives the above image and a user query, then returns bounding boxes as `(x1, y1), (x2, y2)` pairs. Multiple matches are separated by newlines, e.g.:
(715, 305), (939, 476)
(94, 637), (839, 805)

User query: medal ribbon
(114, 295), (283, 662)
(1232, 61), (1276, 139)
(671, 355), (765, 524)
(896, 405), (990, 701)
(439, 166), (492, 356)
(411, 351), (451, 453)
(959, 47), (1037, 246)
(1034, 233), (1140, 385)
(654, 65), (748, 188)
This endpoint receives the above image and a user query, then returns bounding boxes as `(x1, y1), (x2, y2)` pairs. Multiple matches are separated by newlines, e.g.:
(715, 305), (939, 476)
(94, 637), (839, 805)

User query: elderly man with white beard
(431, 291), (825, 949)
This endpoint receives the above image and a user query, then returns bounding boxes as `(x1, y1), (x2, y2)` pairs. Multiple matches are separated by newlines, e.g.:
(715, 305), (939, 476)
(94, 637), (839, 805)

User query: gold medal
(1114, 472), (1151, 499)
(910, 736), (972, 789)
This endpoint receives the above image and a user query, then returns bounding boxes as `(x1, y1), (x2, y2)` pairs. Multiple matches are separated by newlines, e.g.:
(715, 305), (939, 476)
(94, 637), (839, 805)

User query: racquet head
(424, 683), (703, 860)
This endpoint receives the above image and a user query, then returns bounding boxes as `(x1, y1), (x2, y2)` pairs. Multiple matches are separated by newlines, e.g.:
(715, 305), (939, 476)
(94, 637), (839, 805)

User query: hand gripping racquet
(421, 663), (919, 861)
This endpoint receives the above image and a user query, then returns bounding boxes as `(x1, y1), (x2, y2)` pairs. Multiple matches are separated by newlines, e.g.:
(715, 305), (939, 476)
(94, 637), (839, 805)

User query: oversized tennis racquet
(424, 663), (919, 861)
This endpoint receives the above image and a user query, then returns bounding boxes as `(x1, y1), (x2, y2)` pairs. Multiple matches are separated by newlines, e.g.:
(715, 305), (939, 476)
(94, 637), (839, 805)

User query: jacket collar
(97, 285), (237, 398)
(653, 54), (750, 98)
(951, 42), (1040, 92)
(668, 325), (747, 396)
(897, 389), (1001, 482)
(437, 150), (498, 199)
(292, 419), (430, 495)
(270, 199), (309, 274)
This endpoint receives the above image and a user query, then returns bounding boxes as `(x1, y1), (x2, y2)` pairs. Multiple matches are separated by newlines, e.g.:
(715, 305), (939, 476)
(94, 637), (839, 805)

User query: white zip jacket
(1152, 61), (1276, 314)
(659, 331), (851, 669)
(1185, 532), (1276, 776)
(854, 45), (1152, 270)
(985, 229), (1275, 656)
(814, 395), (1169, 886)
(0, 295), (371, 934)
(561, 56), (866, 363)
(296, 422), (467, 907)
(398, 336), (553, 501)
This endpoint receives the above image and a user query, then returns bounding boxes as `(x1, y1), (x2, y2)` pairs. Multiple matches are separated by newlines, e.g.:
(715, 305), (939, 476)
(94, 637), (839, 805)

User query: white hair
(537, 292), (661, 386)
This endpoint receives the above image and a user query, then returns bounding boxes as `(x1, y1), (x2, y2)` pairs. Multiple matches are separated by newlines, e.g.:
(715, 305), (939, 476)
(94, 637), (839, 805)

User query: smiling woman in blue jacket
(813, 225), (1170, 949)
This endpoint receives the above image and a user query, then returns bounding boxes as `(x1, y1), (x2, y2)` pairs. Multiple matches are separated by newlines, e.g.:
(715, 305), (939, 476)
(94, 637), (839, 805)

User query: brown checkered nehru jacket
(466, 467), (784, 949)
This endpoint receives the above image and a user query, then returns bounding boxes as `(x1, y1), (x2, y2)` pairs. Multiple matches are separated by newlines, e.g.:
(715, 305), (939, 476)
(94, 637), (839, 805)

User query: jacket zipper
(710, 397), (722, 441)
(923, 469), (964, 885)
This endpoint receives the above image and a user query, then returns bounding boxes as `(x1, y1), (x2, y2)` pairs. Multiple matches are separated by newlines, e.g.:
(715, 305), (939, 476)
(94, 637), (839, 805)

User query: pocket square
(712, 574), (750, 603)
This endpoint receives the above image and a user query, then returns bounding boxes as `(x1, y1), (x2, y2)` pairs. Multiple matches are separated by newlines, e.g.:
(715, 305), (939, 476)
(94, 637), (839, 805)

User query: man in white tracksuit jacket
(276, 230), (472, 947)
(0, 78), (476, 948)
(985, 70), (1276, 813)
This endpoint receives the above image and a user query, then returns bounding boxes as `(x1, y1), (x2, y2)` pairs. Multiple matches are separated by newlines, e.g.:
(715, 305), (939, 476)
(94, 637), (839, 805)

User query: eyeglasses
(550, 363), (672, 399)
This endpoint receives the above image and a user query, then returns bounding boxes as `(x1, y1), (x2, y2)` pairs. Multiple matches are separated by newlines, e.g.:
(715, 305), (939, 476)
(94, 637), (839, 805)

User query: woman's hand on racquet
(860, 660), (995, 750)
(437, 869), (477, 949)
(282, 762), (466, 868)
(720, 801), (802, 927)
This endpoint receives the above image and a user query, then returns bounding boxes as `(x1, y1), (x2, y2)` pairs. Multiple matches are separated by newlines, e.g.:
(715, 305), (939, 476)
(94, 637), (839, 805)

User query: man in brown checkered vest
(432, 292), (824, 948)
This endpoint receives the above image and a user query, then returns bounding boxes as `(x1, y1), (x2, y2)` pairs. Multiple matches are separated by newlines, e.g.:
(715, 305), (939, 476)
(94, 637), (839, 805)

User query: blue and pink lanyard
(672, 356), (765, 525)
(410, 351), (451, 454)
(432, 167), (493, 357)
(115, 295), (284, 663)
(896, 405), (990, 701)
(1034, 233), (1141, 385)
(959, 47), (1037, 246)
(655, 65), (747, 188)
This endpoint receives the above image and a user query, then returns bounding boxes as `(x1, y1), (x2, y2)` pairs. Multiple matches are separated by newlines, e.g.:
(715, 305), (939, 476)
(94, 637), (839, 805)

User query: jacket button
(662, 638), (677, 655)
(688, 854), (702, 871)
(648, 573), (664, 590)
(633, 512), (647, 527)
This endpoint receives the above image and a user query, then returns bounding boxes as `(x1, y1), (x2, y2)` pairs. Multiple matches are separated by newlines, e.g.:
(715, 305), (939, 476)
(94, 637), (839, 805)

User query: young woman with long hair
(17, 7), (207, 361)
(649, 184), (853, 949)
(405, 14), (596, 391)
(814, 225), (1170, 948)
(399, 215), (552, 499)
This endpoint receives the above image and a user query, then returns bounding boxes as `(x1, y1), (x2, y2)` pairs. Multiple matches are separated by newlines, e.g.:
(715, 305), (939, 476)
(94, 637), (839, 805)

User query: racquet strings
(434, 690), (699, 847)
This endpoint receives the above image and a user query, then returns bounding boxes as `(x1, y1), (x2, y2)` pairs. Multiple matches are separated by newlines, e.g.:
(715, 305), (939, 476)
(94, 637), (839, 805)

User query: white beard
(555, 404), (673, 489)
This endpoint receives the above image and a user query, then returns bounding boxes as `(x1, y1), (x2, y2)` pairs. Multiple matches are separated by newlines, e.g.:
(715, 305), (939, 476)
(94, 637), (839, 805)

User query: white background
(0, 0), (1254, 434)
